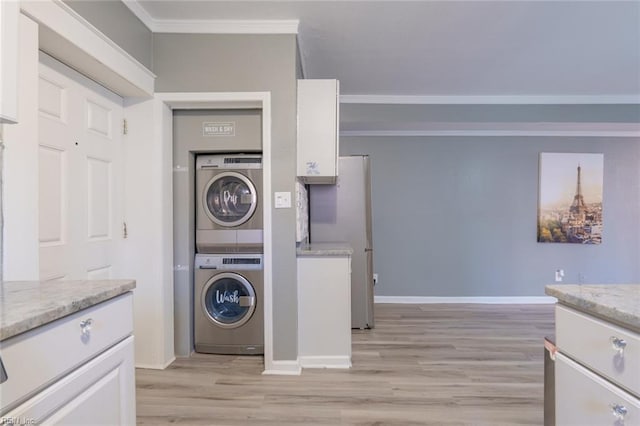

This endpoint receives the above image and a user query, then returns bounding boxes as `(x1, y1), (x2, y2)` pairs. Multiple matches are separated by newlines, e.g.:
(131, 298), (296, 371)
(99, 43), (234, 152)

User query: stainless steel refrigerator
(309, 155), (374, 329)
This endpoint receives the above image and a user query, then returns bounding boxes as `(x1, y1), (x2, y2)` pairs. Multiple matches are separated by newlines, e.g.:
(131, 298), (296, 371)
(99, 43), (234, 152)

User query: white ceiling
(131, 0), (640, 135)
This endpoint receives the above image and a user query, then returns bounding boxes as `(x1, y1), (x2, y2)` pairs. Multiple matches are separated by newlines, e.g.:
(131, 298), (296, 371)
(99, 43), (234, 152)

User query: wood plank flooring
(136, 304), (554, 425)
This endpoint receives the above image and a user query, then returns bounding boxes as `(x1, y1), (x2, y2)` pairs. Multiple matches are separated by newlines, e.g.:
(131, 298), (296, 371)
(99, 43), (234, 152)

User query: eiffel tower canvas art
(538, 153), (604, 244)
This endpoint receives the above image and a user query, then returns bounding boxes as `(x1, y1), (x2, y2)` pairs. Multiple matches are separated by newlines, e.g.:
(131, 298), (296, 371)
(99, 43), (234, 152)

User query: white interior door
(38, 52), (124, 281)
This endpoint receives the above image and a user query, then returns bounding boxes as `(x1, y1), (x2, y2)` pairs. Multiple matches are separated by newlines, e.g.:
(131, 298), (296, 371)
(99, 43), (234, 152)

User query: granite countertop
(0, 279), (136, 341)
(546, 284), (640, 332)
(296, 242), (354, 257)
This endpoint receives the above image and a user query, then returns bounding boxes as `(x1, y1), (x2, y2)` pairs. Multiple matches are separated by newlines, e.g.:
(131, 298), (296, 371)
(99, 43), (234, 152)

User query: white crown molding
(122, 0), (156, 31)
(341, 129), (640, 138)
(340, 121), (640, 138)
(154, 19), (299, 34)
(375, 296), (557, 304)
(340, 95), (640, 105)
(122, 2), (299, 34)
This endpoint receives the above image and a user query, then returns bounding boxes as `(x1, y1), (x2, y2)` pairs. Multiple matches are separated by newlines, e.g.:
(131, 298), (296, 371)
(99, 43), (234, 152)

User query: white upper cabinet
(0, 1), (19, 123)
(297, 79), (339, 184)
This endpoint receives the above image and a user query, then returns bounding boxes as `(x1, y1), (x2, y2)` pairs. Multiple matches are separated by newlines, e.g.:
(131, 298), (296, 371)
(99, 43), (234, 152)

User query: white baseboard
(299, 356), (352, 369)
(375, 296), (557, 304)
(262, 360), (302, 376)
(135, 356), (176, 370)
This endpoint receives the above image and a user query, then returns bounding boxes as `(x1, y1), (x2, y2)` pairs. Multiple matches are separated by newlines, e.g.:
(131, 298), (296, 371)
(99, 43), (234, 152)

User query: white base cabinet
(554, 304), (640, 426)
(5, 337), (135, 425)
(297, 255), (351, 368)
(0, 293), (136, 424)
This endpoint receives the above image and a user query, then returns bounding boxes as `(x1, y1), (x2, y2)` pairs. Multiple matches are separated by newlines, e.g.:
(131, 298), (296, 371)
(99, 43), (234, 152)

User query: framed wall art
(538, 152), (604, 244)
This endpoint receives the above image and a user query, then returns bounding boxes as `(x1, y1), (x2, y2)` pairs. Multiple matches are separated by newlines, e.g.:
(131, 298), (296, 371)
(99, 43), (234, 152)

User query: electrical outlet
(373, 273), (378, 285)
(555, 269), (564, 282)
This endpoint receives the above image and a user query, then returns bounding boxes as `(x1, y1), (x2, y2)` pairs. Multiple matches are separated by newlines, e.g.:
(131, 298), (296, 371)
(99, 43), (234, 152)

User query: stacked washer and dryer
(194, 153), (264, 355)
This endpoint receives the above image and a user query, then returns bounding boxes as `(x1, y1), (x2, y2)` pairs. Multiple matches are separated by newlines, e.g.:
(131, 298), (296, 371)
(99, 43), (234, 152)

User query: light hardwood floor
(136, 304), (554, 425)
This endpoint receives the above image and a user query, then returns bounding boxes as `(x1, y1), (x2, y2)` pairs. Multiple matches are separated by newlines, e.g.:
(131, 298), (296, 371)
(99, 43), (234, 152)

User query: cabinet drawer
(4, 336), (135, 425)
(556, 304), (640, 397)
(555, 353), (640, 426)
(0, 293), (133, 414)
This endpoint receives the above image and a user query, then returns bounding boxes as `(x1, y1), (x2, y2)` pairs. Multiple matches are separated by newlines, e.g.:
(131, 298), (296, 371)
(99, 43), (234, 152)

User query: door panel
(87, 157), (112, 240)
(38, 75), (66, 121)
(38, 146), (66, 244)
(38, 52), (123, 280)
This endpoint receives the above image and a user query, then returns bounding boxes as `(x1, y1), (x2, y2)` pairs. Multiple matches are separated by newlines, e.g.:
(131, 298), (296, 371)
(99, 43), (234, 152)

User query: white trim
(135, 356), (176, 371)
(121, 0), (155, 31)
(374, 296), (557, 304)
(155, 92), (274, 375)
(152, 19), (299, 34)
(340, 95), (640, 105)
(262, 360), (302, 376)
(20, 0), (155, 98)
(299, 356), (352, 369)
(122, 1), (300, 35)
(121, 1), (298, 35)
(341, 129), (640, 138)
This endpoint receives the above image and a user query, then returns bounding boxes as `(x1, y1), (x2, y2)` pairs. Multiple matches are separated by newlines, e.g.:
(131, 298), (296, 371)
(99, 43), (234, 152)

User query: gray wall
(63, 0), (153, 70)
(341, 136), (640, 296)
(154, 34), (299, 360)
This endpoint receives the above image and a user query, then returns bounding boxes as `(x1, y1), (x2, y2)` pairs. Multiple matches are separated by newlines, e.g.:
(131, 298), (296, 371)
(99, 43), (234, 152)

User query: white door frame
(155, 92), (276, 373)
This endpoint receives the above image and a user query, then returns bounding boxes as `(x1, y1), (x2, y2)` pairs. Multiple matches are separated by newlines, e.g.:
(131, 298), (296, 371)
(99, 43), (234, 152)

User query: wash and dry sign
(203, 122), (235, 136)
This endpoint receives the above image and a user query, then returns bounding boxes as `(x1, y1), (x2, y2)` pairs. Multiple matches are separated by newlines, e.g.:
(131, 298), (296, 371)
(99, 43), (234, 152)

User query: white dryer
(196, 154), (263, 253)
(194, 253), (264, 355)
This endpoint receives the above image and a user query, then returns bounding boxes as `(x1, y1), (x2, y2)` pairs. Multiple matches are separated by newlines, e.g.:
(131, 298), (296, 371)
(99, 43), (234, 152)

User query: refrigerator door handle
(365, 248), (373, 252)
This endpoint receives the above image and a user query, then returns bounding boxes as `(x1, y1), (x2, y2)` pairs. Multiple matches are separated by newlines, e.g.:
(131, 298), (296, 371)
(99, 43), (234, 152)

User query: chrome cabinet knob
(610, 403), (628, 421)
(80, 318), (93, 336)
(610, 336), (627, 354)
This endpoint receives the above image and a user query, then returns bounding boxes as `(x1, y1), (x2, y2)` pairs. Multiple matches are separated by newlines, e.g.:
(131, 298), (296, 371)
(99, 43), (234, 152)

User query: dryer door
(203, 171), (258, 227)
(202, 272), (257, 329)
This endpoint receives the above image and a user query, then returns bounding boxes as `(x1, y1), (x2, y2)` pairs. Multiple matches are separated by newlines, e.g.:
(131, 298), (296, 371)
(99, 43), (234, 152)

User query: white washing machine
(194, 253), (264, 355)
(196, 153), (263, 253)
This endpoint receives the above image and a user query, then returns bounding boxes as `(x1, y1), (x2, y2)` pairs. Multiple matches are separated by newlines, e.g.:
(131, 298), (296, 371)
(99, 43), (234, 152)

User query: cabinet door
(297, 79), (339, 184)
(5, 336), (136, 425)
(555, 353), (640, 426)
(297, 256), (351, 367)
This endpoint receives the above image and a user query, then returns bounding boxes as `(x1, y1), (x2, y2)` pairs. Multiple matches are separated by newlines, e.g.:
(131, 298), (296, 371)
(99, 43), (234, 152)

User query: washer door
(203, 171), (258, 227)
(201, 272), (256, 329)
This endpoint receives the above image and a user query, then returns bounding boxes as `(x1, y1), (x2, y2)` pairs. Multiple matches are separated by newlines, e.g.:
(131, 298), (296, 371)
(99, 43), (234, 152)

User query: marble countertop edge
(545, 284), (640, 332)
(1, 280), (136, 341)
(296, 242), (354, 257)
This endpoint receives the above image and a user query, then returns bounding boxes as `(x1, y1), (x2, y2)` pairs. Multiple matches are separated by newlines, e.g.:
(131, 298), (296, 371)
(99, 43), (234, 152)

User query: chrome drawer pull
(610, 403), (628, 421)
(80, 318), (93, 336)
(610, 336), (627, 354)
